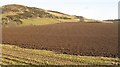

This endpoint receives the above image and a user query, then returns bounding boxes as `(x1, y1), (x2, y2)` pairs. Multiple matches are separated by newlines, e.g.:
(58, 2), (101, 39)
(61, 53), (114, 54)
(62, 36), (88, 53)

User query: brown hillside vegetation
(2, 23), (118, 57)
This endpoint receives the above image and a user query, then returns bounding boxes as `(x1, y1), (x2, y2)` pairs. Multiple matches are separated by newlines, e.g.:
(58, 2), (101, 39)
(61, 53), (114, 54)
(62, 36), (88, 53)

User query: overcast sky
(0, 0), (119, 20)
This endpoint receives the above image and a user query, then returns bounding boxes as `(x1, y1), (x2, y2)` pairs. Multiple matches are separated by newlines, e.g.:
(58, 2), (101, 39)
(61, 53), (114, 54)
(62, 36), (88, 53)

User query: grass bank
(0, 44), (119, 65)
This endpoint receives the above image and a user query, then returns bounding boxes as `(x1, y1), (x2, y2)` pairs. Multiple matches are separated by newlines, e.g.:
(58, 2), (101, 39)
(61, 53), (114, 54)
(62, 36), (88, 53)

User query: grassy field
(58, 19), (79, 22)
(0, 44), (119, 65)
(20, 18), (101, 27)
(21, 18), (60, 26)
(21, 18), (79, 26)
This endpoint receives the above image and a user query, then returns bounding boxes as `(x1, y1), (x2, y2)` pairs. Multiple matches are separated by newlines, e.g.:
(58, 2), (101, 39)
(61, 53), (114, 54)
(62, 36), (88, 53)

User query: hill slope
(1, 4), (80, 26)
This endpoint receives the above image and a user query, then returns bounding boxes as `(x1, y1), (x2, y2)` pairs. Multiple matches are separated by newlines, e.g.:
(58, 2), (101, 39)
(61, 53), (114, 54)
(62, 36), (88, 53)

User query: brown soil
(2, 23), (118, 57)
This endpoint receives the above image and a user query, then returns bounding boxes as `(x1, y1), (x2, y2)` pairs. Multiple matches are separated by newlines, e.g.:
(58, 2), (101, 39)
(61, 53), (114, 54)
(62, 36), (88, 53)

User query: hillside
(1, 4), (81, 26)
(1, 4), (102, 27)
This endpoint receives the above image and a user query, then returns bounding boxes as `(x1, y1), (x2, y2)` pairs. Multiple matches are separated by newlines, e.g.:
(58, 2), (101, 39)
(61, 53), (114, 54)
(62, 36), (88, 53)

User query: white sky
(0, 0), (119, 20)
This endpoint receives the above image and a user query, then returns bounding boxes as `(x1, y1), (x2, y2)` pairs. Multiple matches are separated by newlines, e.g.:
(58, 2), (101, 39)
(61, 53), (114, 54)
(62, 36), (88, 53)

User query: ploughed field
(2, 23), (118, 57)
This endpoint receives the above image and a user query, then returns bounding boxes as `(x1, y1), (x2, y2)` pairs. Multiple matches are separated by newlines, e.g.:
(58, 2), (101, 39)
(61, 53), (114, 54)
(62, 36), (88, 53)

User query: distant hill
(1, 4), (101, 27)
(1, 4), (80, 26)
(103, 19), (120, 23)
